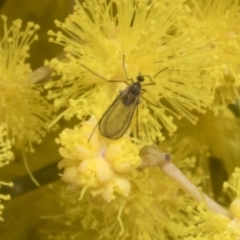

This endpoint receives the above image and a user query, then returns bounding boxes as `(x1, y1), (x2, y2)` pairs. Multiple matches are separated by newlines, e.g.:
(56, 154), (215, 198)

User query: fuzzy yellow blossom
(161, 106), (240, 197)
(0, 124), (14, 167)
(182, 168), (240, 240)
(0, 15), (53, 152)
(156, 113), (240, 240)
(43, 1), (240, 238)
(57, 117), (142, 202)
(187, 0), (240, 111)
(0, 123), (13, 221)
(185, 204), (236, 240)
(46, 0), (215, 141)
(52, 108), (240, 239)
(224, 168), (240, 222)
(52, 162), (203, 240)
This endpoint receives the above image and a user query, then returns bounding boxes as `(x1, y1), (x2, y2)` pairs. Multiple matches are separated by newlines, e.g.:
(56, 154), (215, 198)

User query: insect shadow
(81, 55), (166, 141)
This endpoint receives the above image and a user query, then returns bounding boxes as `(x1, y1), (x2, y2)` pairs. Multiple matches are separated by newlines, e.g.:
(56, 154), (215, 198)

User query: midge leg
(140, 67), (168, 87)
(82, 55), (132, 142)
(139, 67), (168, 109)
(135, 105), (139, 139)
(80, 55), (132, 85)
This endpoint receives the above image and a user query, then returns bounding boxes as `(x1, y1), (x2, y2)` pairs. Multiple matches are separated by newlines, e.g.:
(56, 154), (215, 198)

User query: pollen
(188, 0), (240, 111)
(0, 124), (14, 221)
(57, 117), (142, 202)
(0, 16), (53, 151)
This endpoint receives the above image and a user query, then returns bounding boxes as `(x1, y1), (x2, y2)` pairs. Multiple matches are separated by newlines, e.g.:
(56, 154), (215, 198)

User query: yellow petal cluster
(57, 117), (142, 202)
(49, 166), (202, 240)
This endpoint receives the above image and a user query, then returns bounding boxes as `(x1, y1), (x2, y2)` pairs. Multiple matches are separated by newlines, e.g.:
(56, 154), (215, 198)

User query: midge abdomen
(98, 81), (142, 139)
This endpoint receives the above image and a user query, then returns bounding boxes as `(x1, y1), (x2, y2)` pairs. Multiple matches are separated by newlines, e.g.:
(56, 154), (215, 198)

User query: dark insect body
(81, 56), (165, 141)
(98, 75), (145, 139)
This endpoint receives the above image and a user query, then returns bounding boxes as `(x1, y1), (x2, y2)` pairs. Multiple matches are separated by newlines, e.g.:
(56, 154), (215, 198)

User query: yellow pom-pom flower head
(187, 0), (240, 111)
(47, 0), (214, 142)
(0, 16), (53, 151)
(57, 117), (142, 202)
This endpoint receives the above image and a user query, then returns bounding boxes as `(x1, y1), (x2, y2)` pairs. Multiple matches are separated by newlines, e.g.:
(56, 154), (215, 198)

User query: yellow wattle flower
(46, 0), (215, 141)
(0, 124), (13, 167)
(43, 1), (240, 239)
(0, 123), (13, 221)
(53, 162), (203, 240)
(57, 117), (142, 202)
(185, 168), (240, 240)
(0, 15), (53, 151)
(187, 0), (240, 111)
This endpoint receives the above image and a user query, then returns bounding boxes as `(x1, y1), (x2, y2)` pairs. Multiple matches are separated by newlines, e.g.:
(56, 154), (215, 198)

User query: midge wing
(99, 89), (140, 139)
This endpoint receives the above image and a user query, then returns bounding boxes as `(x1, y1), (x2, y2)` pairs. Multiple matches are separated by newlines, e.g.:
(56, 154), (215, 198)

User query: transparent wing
(99, 89), (140, 139)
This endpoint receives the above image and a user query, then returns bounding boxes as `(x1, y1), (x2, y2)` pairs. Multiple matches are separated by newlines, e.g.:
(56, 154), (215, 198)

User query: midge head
(81, 55), (167, 141)
(136, 74), (145, 83)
